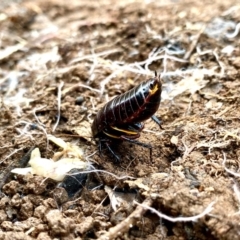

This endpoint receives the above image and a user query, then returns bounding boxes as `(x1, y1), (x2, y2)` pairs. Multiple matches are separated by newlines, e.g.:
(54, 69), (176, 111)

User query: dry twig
(53, 81), (64, 132)
(184, 25), (205, 60)
(97, 197), (153, 240)
(222, 152), (240, 178)
(134, 200), (215, 222)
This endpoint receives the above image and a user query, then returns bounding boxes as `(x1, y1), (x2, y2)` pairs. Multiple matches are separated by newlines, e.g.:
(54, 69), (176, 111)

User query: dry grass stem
(222, 152), (240, 178)
(134, 200), (216, 222)
(53, 81), (64, 132)
(98, 198), (153, 240)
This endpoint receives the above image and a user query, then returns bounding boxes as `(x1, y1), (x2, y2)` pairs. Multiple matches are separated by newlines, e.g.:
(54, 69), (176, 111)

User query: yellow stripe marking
(149, 84), (159, 95)
(103, 131), (120, 139)
(111, 126), (138, 135)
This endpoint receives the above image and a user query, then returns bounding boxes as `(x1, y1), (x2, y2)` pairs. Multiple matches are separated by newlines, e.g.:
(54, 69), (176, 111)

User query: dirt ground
(1, 0), (240, 239)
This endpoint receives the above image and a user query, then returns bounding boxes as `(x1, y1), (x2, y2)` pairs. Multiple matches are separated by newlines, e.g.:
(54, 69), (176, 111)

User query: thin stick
(233, 182), (240, 206)
(222, 151), (240, 177)
(97, 197), (153, 240)
(184, 26), (205, 60)
(225, 22), (240, 38)
(32, 108), (49, 149)
(134, 200), (215, 222)
(17, 120), (49, 150)
(0, 148), (24, 164)
(53, 81), (64, 132)
(70, 169), (135, 181)
(33, 106), (46, 127)
(213, 51), (225, 76)
(69, 48), (122, 65)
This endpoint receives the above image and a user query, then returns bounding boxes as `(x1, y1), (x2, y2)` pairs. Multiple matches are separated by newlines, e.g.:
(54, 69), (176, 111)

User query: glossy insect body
(92, 73), (162, 160)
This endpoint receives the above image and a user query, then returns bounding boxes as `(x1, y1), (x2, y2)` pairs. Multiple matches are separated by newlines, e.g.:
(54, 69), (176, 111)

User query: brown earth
(1, 0), (240, 239)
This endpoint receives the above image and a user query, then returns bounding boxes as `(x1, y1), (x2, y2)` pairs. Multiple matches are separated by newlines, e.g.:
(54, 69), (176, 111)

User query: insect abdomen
(92, 75), (162, 138)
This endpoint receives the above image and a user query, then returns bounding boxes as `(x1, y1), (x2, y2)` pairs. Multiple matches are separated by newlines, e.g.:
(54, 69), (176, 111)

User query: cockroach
(92, 71), (162, 161)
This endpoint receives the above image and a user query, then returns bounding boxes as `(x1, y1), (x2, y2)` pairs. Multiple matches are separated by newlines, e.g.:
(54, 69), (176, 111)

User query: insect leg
(99, 138), (120, 162)
(98, 140), (104, 157)
(119, 135), (152, 161)
(128, 122), (144, 131)
(105, 141), (120, 162)
(151, 115), (164, 129)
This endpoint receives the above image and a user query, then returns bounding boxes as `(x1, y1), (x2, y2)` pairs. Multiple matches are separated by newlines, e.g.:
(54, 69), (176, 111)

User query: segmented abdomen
(92, 77), (161, 138)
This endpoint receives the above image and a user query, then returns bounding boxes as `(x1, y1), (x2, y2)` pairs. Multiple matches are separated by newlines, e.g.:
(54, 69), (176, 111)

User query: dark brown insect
(92, 72), (162, 161)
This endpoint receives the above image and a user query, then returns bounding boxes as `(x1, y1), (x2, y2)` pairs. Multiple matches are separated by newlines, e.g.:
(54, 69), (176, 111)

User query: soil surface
(1, 0), (240, 239)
